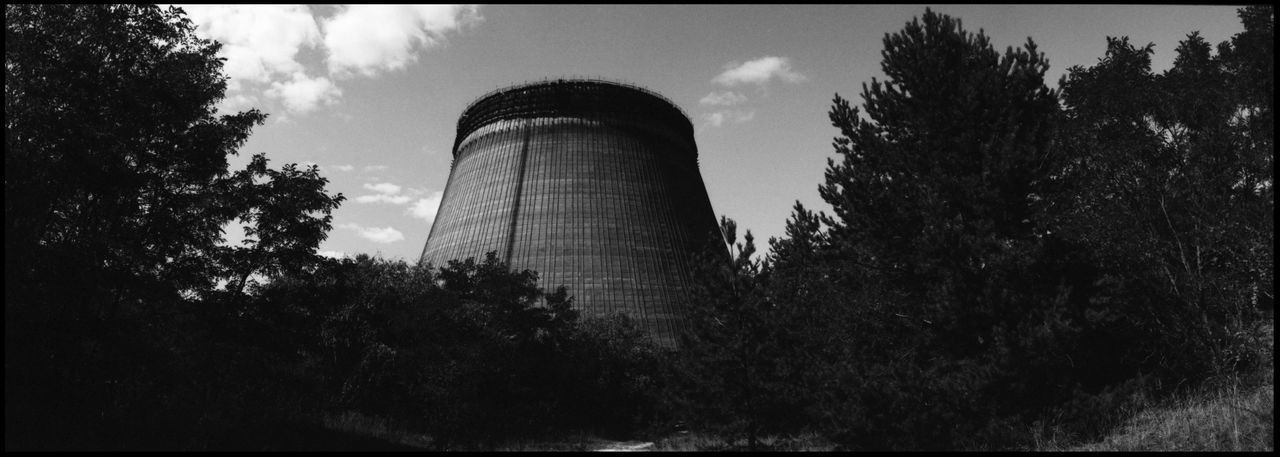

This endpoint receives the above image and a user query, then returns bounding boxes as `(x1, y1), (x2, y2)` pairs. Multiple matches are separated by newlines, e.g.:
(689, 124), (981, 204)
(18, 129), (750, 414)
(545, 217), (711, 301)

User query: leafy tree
(561, 313), (668, 438)
(5, 4), (342, 449)
(5, 3), (343, 314)
(673, 6), (1272, 451)
(784, 6), (1274, 449)
(1057, 5), (1274, 382)
(254, 252), (665, 449)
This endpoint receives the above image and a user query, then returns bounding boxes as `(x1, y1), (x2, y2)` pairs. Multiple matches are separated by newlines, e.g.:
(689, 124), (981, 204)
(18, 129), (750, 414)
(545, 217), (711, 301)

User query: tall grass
(1060, 379), (1273, 451)
(494, 432), (610, 451)
(653, 432), (835, 451)
(320, 411), (433, 449)
(1042, 320), (1275, 452)
(321, 411), (627, 451)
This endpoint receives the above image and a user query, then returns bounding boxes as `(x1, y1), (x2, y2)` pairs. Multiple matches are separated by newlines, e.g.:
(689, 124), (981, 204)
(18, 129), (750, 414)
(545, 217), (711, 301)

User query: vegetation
(6, 4), (343, 450)
(662, 5), (1272, 451)
(1041, 321), (1274, 451)
(5, 4), (1272, 452)
(252, 252), (667, 449)
(1068, 378), (1273, 451)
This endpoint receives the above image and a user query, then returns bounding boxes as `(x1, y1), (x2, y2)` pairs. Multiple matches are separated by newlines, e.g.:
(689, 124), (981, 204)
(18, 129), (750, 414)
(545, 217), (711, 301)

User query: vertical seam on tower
(505, 124), (532, 264)
(647, 133), (686, 347)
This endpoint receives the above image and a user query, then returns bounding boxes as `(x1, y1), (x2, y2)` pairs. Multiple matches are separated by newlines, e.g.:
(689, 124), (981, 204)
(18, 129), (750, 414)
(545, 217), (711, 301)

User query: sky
(174, 4), (1248, 262)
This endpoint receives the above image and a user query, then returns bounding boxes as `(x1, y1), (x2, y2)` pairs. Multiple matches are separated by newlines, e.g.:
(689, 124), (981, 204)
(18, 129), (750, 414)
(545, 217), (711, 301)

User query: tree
(1057, 5), (1274, 381)
(254, 252), (665, 449)
(789, 6), (1274, 449)
(674, 216), (817, 449)
(5, 4), (342, 449)
(5, 3), (343, 312)
(811, 8), (1094, 449)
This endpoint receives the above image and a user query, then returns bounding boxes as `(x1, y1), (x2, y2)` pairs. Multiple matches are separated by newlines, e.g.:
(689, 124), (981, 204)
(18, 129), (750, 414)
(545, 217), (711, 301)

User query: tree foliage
(5, 4), (342, 450)
(673, 216), (819, 449)
(1057, 5), (1274, 381)
(805, 8), (1082, 449)
(676, 6), (1272, 450)
(253, 253), (666, 449)
(5, 3), (1272, 452)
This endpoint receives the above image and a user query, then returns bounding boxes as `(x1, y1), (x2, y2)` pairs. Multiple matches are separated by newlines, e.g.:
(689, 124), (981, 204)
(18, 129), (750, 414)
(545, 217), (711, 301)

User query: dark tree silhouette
(5, 4), (342, 450)
(799, 8), (1092, 449)
(1057, 4), (1274, 381)
(676, 216), (815, 450)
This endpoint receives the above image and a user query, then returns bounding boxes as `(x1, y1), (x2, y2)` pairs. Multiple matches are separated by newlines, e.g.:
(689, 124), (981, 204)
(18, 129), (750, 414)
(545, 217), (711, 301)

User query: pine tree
(812, 8), (1085, 449)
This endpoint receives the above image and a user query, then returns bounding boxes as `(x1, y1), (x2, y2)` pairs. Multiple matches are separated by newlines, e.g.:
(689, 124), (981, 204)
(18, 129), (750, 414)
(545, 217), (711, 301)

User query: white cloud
(407, 191), (444, 222)
(180, 4), (483, 117)
(699, 91), (748, 106)
(712, 56), (807, 86)
(330, 164), (355, 172)
(354, 182), (412, 204)
(703, 109), (756, 127)
(324, 5), (482, 77)
(339, 223), (405, 243)
(363, 165), (390, 172)
(354, 194), (413, 205)
(317, 250), (347, 259)
(266, 72), (342, 114)
(362, 182), (402, 194)
(180, 5), (322, 86)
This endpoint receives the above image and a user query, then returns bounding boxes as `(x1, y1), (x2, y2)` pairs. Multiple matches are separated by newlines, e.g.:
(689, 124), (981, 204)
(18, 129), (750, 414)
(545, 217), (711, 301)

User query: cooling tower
(420, 79), (725, 347)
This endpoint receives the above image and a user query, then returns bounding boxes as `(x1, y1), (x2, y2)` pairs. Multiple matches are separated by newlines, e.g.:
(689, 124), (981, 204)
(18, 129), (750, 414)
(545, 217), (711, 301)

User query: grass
(319, 413), (838, 452)
(318, 323), (1274, 452)
(319, 384), (1271, 452)
(317, 373), (1272, 452)
(495, 432), (617, 451)
(653, 431), (836, 451)
(321, 411), (638, 451)
(319, 410), (434, 449)
(1057, 378), (1273, 452)
(1040, 320), (1275, 452)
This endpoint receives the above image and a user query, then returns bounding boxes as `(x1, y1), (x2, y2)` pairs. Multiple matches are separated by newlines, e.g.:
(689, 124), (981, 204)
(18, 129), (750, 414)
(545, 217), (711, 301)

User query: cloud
(699, 91), (748, 106)
(712, 56), (806, 87)
(180, 4), (483, 117)
(317, 250), (347, 259)
(324, 5), (482, 77)
(266, 72), (342, 114)
(354, 182), (417, 204)
(329, 164), (355, 172)
(354, 194), (413, 205)
(179, 5), (322, 86)
(703, 109), (756, 127)
(407, 191), (444, 222)
(362, 182), (402, 195)
(339, 223), (405, 243)
(363, 165), (390, 172)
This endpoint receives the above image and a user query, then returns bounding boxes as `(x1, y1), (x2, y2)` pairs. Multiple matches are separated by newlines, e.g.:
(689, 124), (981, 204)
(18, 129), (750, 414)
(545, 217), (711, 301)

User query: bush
(252, 253), (671, 449)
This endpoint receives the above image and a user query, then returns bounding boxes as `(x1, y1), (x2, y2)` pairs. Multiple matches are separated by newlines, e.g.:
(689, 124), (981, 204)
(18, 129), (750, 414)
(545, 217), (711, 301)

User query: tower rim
(451, 78), (693, 157)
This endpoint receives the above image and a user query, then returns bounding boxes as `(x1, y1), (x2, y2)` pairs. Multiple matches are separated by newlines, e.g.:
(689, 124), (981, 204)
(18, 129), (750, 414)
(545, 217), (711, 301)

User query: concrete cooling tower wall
(420, 79), (725, 347)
